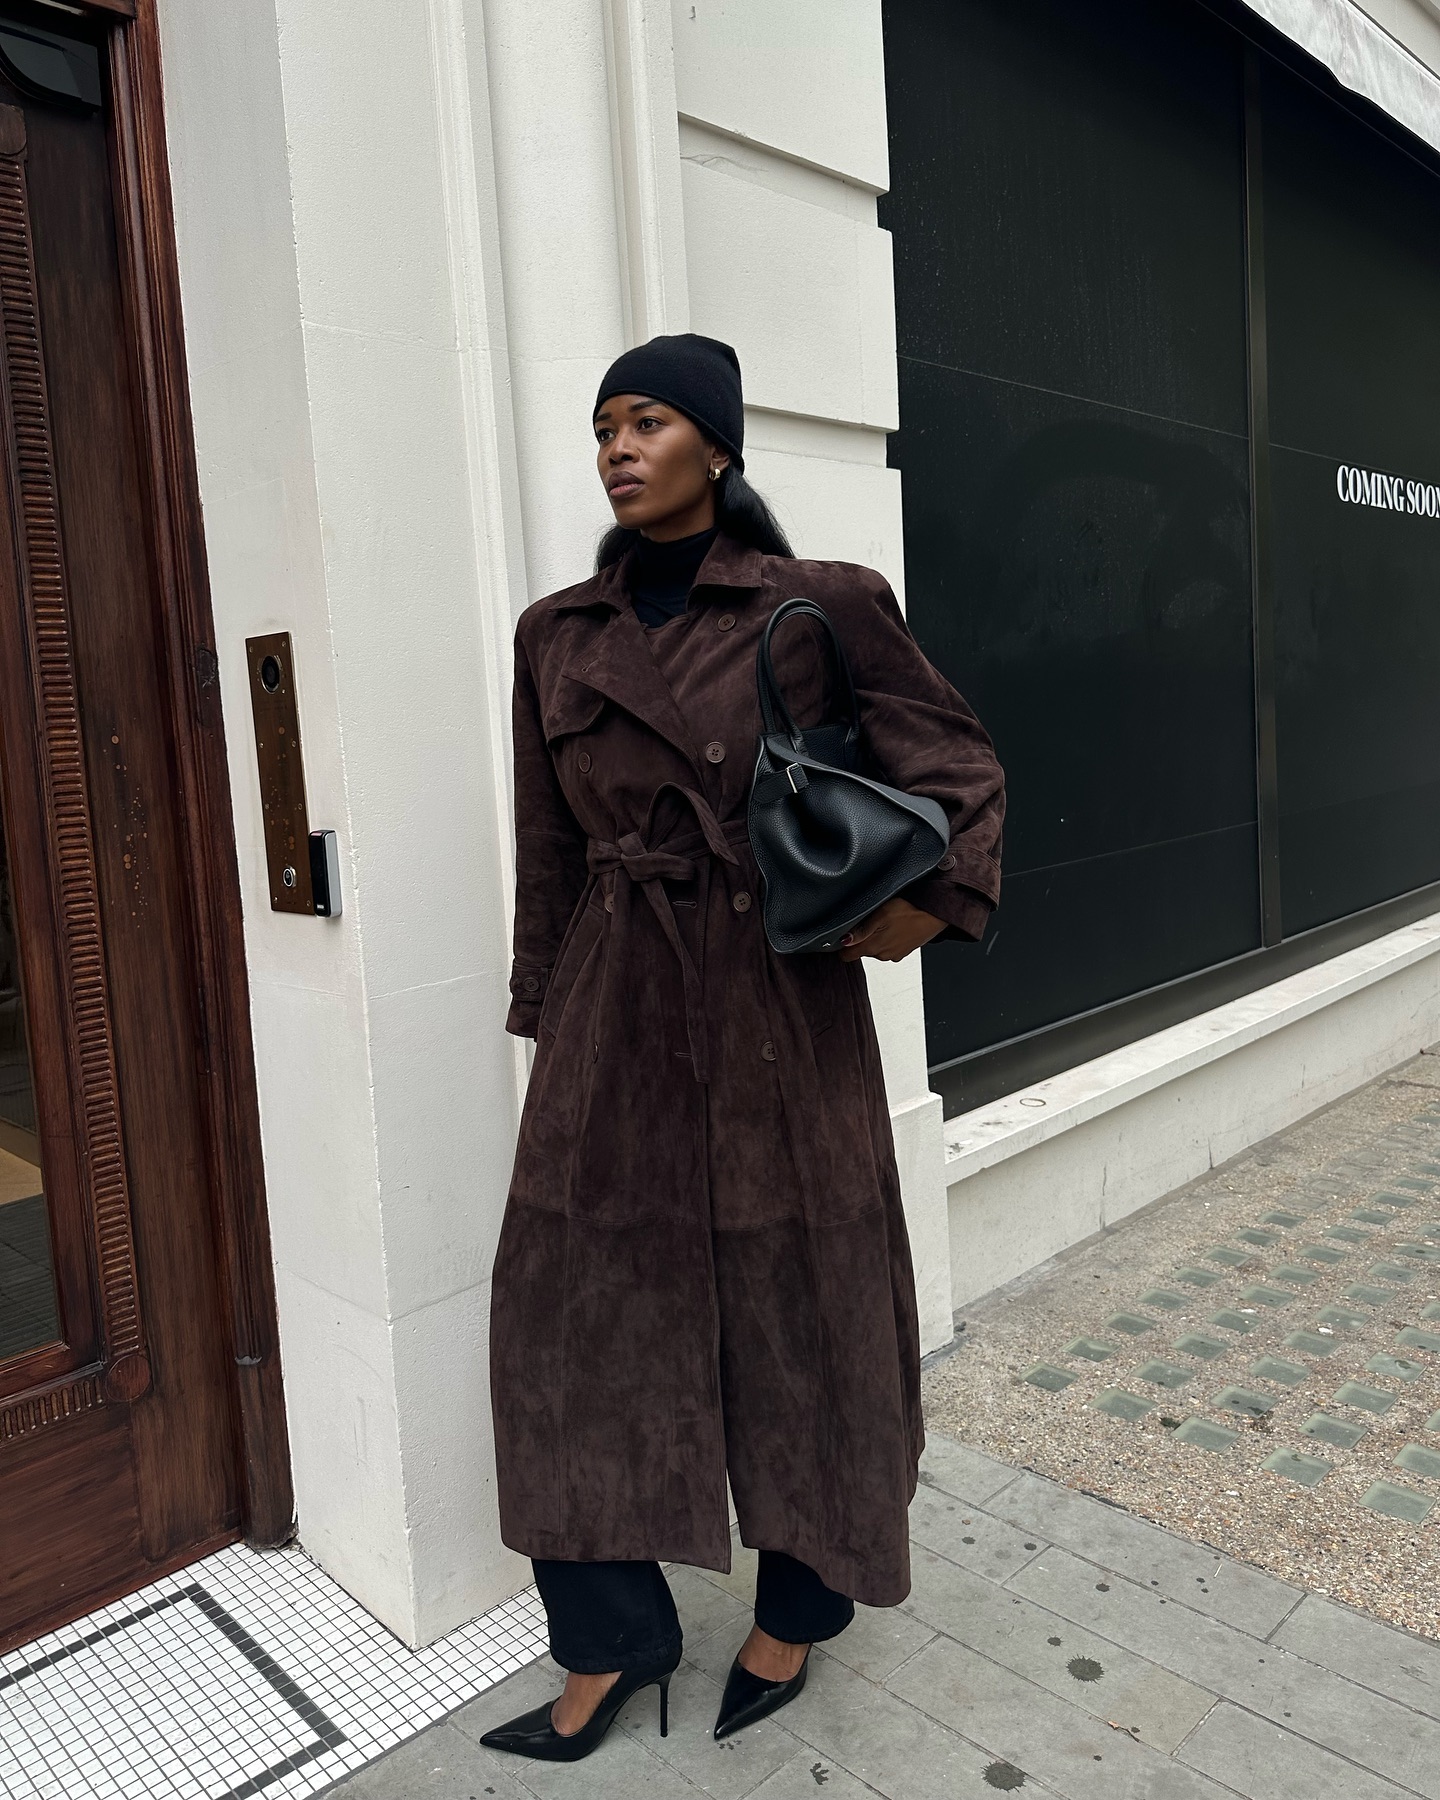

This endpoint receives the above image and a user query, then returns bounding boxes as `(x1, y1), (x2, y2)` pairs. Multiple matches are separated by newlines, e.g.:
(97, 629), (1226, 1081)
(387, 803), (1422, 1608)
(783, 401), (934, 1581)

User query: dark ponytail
(595, 464), (795, 572)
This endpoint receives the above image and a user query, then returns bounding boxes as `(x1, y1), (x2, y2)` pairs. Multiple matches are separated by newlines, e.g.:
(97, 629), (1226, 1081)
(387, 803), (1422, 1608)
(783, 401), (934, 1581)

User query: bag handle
(757, 598), (861, 753)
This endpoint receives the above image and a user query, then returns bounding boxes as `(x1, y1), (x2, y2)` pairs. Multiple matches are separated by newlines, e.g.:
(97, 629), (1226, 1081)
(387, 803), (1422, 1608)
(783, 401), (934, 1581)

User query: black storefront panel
(1264, 64), (1440, 933)
(884, 0), (1440, 1110)
(882, 0), (1258, 1070)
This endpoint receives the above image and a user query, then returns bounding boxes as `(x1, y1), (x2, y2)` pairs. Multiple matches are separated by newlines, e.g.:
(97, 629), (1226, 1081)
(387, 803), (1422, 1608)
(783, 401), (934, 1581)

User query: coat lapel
(555, 534), (766, 770)
(561, 598), (702, 768)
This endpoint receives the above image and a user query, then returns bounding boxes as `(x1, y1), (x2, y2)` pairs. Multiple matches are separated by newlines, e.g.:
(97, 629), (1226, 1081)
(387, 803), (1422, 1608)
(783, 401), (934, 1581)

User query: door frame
(0, 0), (294, 1548)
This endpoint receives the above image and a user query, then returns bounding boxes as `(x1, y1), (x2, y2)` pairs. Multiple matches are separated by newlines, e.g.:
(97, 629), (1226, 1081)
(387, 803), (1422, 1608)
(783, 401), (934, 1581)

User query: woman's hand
(838, 897), (945, 963)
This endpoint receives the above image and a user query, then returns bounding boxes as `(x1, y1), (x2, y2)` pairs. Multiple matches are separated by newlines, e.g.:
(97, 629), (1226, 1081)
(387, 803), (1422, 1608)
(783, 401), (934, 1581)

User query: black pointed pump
(480, 1655), (679, 1763)
(713, 1646), (811, 1740)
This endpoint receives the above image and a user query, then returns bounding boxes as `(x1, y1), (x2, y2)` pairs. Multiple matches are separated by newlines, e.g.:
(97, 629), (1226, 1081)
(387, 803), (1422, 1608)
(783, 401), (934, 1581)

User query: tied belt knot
(587, 785), (746, 1083)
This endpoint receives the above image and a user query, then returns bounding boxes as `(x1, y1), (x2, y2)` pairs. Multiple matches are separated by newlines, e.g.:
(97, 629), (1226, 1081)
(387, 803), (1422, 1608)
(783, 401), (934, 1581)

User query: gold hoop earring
(709, 466), (721, 481)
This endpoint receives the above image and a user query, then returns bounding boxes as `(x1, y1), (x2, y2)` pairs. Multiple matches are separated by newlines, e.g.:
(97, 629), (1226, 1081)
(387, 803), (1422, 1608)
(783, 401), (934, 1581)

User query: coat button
(717, 613), (736, 631)
(705, 741), (726, 763)
(760, 1039), (777, 1061)
(577, 751), (592, 773)
(733, 891), (752, 913)
(938, 853), (956, 871)
(604, 892), (614, 913)
(522, 976), (540, 993)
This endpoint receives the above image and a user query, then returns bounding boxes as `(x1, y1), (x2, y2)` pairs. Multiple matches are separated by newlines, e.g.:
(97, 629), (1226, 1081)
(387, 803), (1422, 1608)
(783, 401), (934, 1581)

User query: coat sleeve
(505, 627), (592, 1036)
(841, 576), (1004, 943)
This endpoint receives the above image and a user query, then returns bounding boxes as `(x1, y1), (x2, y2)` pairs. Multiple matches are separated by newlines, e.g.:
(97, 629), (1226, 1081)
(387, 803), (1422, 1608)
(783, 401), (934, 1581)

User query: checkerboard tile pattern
(0, 1540), (548, 1800)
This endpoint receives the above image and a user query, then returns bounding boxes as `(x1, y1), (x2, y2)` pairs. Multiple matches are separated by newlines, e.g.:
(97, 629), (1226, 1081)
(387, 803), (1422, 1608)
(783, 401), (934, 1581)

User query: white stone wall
(156, 0), (535, 1645)
(155, 0), (949, 1646)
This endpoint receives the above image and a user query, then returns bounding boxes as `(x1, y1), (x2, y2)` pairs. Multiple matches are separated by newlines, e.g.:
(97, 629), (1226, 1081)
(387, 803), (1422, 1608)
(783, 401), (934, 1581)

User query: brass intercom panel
(246, 632), (316, 915)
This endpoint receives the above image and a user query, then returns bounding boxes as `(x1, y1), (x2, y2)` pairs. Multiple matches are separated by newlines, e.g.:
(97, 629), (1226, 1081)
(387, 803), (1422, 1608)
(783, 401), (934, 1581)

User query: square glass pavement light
(1263, 1449), (1333, 1488)
(1300, 1245), (1348, 1266)
(1363, 1482), (1435, 1524)
(1395, 1443), (1440, 1481)
(1302, 1414), (1369, 1450)
(0, 1540), (548, 1800)
(1135, 1361), (1193, 1389)
(1333, 1382), (1399, 1414)
(1092, 1388), (1153, 1421)
(1174, 1267), (1223, 1288)
(1170, 1417), (1239, 1450)
(1249, 1357), (1309, 1387)
(1268, 1264), (1320, 1287)
(1365, 1355), (1423, 1384)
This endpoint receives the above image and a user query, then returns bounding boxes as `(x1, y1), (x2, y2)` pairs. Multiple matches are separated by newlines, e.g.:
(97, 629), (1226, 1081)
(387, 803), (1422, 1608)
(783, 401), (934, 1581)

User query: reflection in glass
(0, 783), (58, 1362)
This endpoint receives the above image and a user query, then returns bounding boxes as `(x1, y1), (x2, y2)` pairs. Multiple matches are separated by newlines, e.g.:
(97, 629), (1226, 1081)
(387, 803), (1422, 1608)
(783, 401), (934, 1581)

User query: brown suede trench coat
(491, 532), (1004, 1607)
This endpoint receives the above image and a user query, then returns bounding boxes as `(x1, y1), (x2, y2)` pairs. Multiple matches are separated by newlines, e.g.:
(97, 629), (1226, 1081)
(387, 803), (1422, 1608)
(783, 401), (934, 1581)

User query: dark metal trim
(1243, 47), (1282, 948)
(933, 876), (1440, 1117)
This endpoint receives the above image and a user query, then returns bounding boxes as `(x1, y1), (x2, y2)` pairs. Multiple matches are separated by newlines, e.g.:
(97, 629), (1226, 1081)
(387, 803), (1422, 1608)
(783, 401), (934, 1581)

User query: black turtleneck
(628, 527), (718, 629)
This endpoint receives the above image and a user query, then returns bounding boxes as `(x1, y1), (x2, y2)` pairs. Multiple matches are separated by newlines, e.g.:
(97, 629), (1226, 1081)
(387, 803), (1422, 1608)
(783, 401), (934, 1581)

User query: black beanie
(593, 333), (745, 470)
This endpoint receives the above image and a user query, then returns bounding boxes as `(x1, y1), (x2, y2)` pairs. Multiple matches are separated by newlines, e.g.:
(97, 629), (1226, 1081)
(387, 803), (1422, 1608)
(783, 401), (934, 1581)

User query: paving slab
(906, 1477), (1046, 1584)
(693, 1541), (761, 1607)
(982, 1470), (1302, 1635)
(916, 1434), (1018, 1506)
(742, 1754), (885, 1798)
(669, 1564), (750, 1646)
(808, 1599), (938, 1685)
(1176, 1701), (1418, 1800)
(888, 1632), (1230, 1799)
(325, 1722), (536, 1800)
(898, 1541), (1216, 1751)
(1273, 1593), (1440, 1720)
(762, 1648), (1008, 1800)
(1005, 1546), (1440, 1797)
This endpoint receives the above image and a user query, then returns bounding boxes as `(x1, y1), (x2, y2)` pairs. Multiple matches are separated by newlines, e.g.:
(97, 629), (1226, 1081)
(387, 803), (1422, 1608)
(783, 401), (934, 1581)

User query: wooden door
(0, 2), (289, 1649)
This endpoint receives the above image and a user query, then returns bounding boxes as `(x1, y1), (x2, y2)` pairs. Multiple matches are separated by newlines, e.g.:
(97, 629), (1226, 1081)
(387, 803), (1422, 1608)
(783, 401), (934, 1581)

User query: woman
(482, 333), (1003, 1763)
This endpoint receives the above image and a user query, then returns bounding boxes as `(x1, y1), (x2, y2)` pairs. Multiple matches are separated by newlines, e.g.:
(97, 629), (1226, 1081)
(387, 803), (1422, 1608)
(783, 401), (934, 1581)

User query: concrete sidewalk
(324, 1431), (1440, 1798)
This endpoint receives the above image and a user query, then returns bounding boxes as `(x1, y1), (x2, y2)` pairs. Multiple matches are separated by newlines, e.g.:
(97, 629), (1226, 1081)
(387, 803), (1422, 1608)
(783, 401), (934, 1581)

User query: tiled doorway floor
(0, 1540), (546, 1800)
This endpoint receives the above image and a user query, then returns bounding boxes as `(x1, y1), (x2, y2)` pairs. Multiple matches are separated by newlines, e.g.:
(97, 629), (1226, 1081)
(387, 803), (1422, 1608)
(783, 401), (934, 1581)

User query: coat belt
(587, 785), (746, 1083)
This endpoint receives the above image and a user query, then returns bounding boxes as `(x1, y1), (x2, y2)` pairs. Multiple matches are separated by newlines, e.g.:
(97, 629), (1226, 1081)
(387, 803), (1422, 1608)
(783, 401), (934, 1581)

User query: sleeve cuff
(901, 875), (994, 943)
(506, 1002), (540, 1039)
(506, 962), (550, 1037)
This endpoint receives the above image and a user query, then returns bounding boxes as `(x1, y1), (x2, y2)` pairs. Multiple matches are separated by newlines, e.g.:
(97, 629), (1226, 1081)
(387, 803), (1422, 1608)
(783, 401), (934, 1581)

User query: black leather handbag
(747, 598), (950, 954)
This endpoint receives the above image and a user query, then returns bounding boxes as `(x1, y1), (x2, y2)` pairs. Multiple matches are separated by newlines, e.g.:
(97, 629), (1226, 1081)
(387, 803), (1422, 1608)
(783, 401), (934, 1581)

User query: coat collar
(551, 533), (765, 770)
(552, 531), (765, 613)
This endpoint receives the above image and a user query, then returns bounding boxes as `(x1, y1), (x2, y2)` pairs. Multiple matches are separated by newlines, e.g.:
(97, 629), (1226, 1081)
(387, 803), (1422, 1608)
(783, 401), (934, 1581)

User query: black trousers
(533, 1553), (855, 1675)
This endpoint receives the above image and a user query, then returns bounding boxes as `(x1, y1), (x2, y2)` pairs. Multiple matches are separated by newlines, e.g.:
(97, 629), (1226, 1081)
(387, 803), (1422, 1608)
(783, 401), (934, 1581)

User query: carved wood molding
(0, 1370), (105, 1442)
(0, 106), (149, 1408)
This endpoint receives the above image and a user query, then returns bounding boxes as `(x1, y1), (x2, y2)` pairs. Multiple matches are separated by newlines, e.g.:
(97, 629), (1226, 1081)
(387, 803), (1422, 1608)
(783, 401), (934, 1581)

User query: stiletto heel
(480, 1652), (682, 1763)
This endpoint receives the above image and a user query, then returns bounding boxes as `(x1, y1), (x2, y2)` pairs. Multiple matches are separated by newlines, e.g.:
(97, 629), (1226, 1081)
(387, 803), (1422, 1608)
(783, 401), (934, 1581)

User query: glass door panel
(0, 781), (57, 1364)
